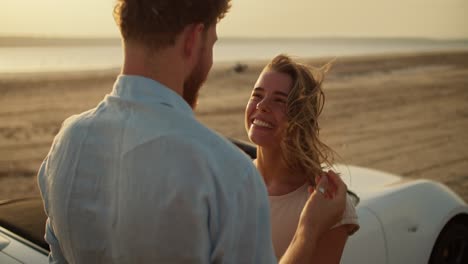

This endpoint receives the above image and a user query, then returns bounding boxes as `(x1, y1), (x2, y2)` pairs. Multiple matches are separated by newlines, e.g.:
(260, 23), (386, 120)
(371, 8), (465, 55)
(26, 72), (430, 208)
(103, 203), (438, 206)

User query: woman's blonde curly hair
(264, 54), (335, 186)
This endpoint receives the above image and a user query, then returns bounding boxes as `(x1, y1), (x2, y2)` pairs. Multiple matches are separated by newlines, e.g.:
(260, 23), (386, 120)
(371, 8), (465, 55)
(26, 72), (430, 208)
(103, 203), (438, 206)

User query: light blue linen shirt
(38, 75), (276, 263)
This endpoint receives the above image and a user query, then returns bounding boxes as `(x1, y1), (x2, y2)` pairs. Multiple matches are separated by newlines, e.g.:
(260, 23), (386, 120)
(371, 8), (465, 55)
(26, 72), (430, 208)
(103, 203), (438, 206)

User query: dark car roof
(0, 197), (48, 251)
(230, 138), (257, 159)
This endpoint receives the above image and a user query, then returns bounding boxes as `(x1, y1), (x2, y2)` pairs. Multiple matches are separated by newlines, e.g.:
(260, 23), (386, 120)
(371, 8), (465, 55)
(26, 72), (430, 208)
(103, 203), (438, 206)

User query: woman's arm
(312, 226), (350, 264)
(279, 171), (347, 264)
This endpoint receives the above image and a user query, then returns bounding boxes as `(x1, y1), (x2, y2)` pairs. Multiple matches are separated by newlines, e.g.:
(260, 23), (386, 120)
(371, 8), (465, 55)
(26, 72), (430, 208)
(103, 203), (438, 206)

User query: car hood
(333, 164), (408, 200)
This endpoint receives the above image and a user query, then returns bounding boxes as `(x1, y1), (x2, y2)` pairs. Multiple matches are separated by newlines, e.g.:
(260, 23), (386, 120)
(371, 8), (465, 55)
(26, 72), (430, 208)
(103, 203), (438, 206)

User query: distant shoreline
(0, 49), (467, 78)
(2, 36), (467, 76)
(0, 36), (121, 47)
(1, 36), (467, 47)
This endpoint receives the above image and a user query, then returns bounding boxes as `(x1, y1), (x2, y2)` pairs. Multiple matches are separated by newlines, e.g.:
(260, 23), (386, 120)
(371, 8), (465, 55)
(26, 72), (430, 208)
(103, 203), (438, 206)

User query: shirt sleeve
(331, 194), (360, 235)
(44, 218), (69, 264)
(209, 163), (277, 264)
(38, 157), (68, 263)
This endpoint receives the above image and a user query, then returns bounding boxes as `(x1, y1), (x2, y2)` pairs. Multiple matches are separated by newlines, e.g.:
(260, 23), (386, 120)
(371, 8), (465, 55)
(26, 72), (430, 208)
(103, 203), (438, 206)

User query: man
(38, 0), (347, 263)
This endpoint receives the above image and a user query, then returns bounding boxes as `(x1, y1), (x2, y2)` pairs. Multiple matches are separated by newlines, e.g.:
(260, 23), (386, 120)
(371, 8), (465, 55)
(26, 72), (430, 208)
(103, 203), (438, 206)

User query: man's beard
(183, 64), (206, 109)
(183, 46), (209, 109)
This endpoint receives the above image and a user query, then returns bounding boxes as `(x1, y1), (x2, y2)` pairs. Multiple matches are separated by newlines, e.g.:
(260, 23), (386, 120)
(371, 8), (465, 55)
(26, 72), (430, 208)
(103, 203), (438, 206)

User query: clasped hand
(299, 170), (347, 239)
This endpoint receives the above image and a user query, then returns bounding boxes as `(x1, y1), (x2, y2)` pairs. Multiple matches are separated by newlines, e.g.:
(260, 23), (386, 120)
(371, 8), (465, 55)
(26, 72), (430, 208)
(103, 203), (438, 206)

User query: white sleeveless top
(269, 183), (359, 259)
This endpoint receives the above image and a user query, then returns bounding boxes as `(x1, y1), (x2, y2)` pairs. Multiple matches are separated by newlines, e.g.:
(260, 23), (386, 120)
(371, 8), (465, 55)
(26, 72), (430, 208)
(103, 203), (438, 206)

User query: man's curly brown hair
(113, 0), (231, 50)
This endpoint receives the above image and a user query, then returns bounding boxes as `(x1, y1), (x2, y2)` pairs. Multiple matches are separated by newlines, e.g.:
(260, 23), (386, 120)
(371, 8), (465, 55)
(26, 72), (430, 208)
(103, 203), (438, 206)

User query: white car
(1, 139), (467, 264)
(337, 164), (468, 264)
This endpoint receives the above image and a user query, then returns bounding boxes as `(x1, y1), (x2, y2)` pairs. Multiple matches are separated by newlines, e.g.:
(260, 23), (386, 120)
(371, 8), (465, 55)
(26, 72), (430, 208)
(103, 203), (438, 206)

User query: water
(0, 45), (123, 73)
(1, 38), (467, 73)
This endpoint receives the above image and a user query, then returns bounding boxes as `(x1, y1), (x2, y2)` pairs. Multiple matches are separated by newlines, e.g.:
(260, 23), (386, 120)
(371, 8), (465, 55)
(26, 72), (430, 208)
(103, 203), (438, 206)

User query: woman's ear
(183, 23), (205, 59)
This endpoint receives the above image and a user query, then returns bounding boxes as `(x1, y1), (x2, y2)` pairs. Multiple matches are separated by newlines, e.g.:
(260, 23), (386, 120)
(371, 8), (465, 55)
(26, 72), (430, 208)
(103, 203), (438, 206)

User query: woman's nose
(256, 98), (271, 112)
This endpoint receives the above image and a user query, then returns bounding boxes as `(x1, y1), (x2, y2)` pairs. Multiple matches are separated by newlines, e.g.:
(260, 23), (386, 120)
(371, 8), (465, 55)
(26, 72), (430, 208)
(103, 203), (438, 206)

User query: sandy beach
(1, 51), (467, 202)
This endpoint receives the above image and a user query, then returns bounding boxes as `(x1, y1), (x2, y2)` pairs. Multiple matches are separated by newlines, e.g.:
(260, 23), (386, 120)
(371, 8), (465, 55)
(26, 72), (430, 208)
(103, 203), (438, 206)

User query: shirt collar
(110, 75), (194, 116)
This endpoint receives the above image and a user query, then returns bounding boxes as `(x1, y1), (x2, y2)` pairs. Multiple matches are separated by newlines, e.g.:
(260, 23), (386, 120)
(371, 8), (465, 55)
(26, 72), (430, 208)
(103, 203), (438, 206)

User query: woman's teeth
(253, 119), (273, 128)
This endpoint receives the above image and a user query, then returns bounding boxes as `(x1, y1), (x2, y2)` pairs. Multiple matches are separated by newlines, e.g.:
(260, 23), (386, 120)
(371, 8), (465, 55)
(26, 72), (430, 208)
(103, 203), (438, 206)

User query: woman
(245, 54), (359, 262)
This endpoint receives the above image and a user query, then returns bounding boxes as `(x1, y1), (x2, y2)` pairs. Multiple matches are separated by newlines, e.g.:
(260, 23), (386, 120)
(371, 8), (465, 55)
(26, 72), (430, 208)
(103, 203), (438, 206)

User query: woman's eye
(275, 99), (287, 104)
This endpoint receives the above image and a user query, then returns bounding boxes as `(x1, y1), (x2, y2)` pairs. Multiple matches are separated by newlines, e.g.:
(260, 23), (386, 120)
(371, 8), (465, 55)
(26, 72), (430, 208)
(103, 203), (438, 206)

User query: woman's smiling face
(245, 70), (293, 149)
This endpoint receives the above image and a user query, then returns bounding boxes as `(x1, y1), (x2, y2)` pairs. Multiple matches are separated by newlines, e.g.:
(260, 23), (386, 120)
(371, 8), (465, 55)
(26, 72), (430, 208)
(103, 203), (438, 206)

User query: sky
(1, 0), (467, 39)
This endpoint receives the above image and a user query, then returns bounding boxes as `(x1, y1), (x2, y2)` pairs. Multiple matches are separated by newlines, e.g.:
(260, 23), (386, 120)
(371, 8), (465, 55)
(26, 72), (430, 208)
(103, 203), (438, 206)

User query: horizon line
(0, 35), (467, 48)
(1, 34), (468, 42)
